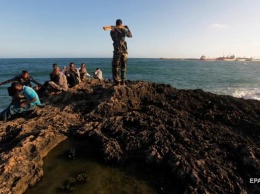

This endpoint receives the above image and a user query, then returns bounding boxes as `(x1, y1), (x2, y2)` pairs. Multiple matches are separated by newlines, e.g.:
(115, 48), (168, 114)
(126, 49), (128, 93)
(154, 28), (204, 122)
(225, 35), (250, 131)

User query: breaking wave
(232, 89), (260, 101)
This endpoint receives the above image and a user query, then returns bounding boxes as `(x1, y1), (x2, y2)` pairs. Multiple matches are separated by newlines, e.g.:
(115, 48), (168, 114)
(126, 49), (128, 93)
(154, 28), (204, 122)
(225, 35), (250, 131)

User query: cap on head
(53, 63), (58, 68)
(116, 19), (122, 26)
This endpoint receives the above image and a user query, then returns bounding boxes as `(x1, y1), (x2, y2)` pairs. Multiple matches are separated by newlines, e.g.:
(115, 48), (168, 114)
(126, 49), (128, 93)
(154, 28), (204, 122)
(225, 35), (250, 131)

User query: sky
(0, 0), (259, 58)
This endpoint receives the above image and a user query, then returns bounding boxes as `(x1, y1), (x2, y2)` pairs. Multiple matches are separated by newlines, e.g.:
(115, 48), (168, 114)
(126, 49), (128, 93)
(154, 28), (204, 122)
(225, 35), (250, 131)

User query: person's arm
(56, 74), (68, 91)
(0, 76), (18, 86)
(76, 68), (80, 78)
(49, 81), (63, 91)
(124, 26), (132, 38)
(20, 97), (37, 107)
(49, 73), (54, 81)
(70, 68), (79, 77)
(110, 30), (116, 41)
(20, 87), (40, 107)
(60, 74), (68, 91)
(30, 76), (42, 86)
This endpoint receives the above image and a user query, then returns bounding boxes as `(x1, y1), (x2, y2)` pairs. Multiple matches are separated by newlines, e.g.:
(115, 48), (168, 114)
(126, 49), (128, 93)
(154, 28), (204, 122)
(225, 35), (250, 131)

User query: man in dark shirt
(110, 19), (132, 86)
(0, 70), (41, 87)
(65, 62), (80, 87)
(0, 70), (42, 96)
(38, 63), (64, 96)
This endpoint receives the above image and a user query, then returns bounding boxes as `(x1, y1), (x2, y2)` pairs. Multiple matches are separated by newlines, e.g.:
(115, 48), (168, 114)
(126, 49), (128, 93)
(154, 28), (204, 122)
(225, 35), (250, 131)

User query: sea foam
(232, 89), (260, 101)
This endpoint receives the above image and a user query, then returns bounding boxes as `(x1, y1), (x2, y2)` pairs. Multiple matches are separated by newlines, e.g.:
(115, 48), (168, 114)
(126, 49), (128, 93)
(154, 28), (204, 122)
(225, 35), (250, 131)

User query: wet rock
(58, 172), (88, 192)
(61, 148), (77, 160)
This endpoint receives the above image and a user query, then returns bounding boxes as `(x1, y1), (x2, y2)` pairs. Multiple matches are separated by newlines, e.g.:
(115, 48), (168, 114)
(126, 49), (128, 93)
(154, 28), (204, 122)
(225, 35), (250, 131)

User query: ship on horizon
(200, 54), (260, 62)
(160, 55), (260, 62)
(199, 55), (216, 61)
(216, 54), (236, 61)
(241, 57), (260, 62)
(200, 54), (237, 61)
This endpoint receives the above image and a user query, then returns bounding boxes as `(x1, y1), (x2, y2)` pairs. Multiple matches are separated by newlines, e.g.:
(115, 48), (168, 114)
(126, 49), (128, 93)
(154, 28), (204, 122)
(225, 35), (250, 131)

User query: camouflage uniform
(110, 27), (132, 84)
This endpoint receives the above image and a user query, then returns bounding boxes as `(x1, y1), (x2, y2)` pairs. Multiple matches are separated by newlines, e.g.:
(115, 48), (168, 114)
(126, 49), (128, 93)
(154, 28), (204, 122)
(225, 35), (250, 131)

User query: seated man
(38, 63), (61, 95)
(46, 67), (68, 94)
(79, 63), (90, 80)
(93, 68), (103, 80)
(1, 82), (41, 121)
(50, 63), (59, 81)
(65, 62), (80, 87)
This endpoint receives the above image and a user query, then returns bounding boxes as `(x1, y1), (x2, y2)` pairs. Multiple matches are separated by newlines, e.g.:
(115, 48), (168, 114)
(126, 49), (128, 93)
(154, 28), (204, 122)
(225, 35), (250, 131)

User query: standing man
(110, 19), (132, 86)
(1, 82), (41, 121)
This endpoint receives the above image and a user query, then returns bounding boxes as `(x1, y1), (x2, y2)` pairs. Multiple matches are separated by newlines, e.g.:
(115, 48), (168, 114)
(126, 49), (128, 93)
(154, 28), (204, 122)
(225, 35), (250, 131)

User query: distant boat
(235, 57), (249, 62)
(216, 54), (236, 61)
(200, 55), (216, 61)
(244, 57), (260, 62)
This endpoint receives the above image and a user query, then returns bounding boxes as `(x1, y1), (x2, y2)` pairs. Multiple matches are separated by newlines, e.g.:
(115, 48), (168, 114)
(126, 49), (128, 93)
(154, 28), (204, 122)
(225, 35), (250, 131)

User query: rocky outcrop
(0, 95), (82, 194)
(0, 80), (260, 194)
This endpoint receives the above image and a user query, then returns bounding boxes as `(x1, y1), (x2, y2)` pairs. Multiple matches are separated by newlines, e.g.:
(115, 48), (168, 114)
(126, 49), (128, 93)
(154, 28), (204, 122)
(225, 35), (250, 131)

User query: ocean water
(0, 58), (260, 111)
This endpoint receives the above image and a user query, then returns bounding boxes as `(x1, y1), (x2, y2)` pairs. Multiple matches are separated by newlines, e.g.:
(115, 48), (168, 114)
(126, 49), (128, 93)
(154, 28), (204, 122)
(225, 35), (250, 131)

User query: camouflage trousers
(111, 52), (128, 83)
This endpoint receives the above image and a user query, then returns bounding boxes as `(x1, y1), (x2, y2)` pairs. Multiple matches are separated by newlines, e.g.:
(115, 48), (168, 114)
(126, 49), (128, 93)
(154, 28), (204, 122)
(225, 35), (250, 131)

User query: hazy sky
(0, 0), (259, 58)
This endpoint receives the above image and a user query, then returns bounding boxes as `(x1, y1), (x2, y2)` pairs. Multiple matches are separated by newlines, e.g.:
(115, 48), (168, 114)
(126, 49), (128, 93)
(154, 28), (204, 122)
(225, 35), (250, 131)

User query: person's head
(21, 70), (29, 79)
(69, 62), (75, 69)
(116, 19), (122, 26)
(53, 63), (58, 68)
(96, 68), (100, 71)
(53, 67), (61, 76)
(81, 63), (85, 68)
(11, 82), (23, 92)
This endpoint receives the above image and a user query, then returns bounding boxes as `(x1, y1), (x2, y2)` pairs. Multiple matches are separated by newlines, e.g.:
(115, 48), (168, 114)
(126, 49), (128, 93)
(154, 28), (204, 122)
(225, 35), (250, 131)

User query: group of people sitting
(0, 62), (104, 121)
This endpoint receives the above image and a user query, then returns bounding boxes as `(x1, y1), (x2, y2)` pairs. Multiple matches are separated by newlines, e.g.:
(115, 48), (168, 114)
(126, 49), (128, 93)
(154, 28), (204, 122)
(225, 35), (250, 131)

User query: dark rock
(61, 148), (77, 160)
(0, 79), (260, 194)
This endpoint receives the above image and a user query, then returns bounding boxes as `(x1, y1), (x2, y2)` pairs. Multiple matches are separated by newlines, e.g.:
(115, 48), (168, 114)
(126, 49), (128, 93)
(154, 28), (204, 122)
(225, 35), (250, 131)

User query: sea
(0, 58), (260, 111)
